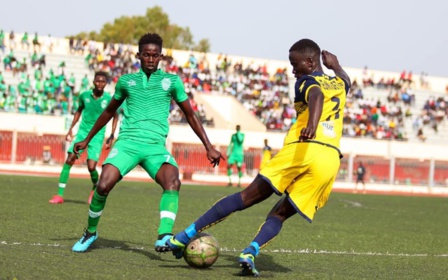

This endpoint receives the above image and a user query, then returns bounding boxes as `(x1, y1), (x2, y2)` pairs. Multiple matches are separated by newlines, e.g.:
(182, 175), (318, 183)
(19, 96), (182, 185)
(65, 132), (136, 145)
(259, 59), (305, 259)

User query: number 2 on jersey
(326, 97), (340, 121)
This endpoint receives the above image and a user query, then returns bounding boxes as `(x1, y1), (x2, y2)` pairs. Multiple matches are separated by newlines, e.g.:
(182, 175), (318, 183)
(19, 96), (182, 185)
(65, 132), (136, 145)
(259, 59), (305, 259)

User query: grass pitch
(0, 174), (447, 280)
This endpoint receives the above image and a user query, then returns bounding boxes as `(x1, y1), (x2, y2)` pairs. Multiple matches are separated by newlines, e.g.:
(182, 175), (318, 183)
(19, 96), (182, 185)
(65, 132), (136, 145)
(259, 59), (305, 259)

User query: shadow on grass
(158, 252), (291, 277)
(50, 236), (163, 261)
(94, 237), (163, 260)
(61, 199), (88, 205)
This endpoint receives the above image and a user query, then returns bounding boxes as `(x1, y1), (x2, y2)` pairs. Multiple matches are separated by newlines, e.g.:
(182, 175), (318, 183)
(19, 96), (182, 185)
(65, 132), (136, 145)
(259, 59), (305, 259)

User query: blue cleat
(166, 236), (186, 259)
(72, 231), (98, 252)
(239, 253), (260, 277)
(154, 234), (173, 253)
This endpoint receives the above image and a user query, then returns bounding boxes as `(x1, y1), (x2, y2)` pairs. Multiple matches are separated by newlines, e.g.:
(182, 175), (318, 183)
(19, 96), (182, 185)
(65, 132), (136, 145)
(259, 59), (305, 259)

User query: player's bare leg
(86, 159), (99, 204)
(154, 163), (181, 253)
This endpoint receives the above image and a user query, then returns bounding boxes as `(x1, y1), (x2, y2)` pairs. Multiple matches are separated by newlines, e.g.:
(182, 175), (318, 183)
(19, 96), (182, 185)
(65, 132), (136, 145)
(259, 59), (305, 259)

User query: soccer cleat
(72, 230), (98, 252)
(49, 195), (64, 204)
(167, 236), (186, 259)
(88, 190), (94, 204)
(154, 234), (173, 253)
(227, 182), (233, 187)
(237, 183), (242, 188)
(239, 253), (260, 277)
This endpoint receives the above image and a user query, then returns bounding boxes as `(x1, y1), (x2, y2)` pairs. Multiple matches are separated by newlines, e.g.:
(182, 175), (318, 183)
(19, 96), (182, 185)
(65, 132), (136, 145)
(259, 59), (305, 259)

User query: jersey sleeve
(113, 77), (126, 101)
(171, 76), (188, 103)
(340, 77), (351, 95)
(78, 92), (85, 109)
(294, 76), (320, 104)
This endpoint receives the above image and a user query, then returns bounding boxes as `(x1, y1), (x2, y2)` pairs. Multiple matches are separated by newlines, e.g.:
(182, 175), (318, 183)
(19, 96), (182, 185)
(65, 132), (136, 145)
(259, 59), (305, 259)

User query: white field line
(1, 241), (447, 257)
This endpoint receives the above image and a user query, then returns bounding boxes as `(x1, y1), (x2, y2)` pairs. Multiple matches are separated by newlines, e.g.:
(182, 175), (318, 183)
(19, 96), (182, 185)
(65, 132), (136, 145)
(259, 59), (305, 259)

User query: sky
(2, 0), (448, 77)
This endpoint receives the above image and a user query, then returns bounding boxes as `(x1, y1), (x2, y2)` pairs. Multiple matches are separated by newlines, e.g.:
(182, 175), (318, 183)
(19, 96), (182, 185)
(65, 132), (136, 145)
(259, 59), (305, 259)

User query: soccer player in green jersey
(227, 125), (245, 187)
(49, 71), (119, 204)
(71, 33), (224, 253)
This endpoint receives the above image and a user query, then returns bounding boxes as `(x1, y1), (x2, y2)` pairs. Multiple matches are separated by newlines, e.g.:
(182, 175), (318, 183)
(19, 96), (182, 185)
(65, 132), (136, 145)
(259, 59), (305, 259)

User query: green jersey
(114, 69), (188, 144)
(227, 132), (245, 156)
(78, 90), (112, 136)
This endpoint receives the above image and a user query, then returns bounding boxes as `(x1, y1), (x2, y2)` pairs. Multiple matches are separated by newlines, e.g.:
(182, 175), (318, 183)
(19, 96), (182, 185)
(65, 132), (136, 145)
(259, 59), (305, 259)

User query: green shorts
(68, 130), (104, 161)
(103, 139), (178, 180)
(227, 154), (244, 167)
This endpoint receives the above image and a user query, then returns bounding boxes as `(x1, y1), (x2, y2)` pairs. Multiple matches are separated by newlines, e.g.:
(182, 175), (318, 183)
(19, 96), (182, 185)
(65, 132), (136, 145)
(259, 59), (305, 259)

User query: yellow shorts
(259, 142), (340, 222)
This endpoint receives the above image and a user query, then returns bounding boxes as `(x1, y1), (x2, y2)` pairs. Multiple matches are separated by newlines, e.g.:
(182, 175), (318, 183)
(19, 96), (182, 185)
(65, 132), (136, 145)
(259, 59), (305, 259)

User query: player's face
(138, 44), (163, 73)
(93, 75), (107, 92)
(289, 51), (313, 79)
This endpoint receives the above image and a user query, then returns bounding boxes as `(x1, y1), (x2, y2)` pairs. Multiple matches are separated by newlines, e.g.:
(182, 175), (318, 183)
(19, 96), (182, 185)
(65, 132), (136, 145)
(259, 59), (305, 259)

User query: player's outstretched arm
(300, 87), (324, 141)
(177, 100), (224, 167)
(322, 50), (351, 87)
(66, 108), (82, 142)
(105, 112), (119, 149)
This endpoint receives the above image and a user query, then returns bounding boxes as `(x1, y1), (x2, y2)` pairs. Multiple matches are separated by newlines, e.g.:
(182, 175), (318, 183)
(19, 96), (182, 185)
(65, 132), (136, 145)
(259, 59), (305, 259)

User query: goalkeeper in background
(227, 124), (245, 187)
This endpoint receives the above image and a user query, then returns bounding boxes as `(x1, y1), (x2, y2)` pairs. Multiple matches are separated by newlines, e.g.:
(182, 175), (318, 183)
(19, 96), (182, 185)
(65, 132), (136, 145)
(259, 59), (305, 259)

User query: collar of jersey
(89, 89), (104, 100)
(139, 68), (161, 88)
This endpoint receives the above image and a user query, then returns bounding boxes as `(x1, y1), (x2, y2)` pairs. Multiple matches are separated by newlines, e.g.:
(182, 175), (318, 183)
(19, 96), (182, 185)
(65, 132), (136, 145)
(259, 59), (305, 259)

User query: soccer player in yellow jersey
(167, 39), (351, 276)
(259, 138), (272, 170)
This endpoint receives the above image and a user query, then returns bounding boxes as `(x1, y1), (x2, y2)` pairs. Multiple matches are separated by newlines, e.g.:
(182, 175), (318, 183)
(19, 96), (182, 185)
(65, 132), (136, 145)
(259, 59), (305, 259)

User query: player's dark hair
(289, 39), (320, 55)
(138, 33), (163, 51)
(94, 71), (108, 80)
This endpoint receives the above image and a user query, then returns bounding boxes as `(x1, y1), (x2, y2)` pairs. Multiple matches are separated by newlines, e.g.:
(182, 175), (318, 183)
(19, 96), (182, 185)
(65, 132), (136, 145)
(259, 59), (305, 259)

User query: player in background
(354, 161), (366, 193)
(227, 125), (245, 187)
(259, 138), (272, 170)
(49, 72), (118, 204)
(167, 39), (350, 276)
(71, 33), (223, 253)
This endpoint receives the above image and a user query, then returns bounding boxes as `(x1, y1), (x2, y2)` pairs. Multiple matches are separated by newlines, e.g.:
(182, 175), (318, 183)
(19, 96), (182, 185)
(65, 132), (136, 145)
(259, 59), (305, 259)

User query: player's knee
(162, 177), (181, 191)
(96, 180), (112, 196)
(65, 156), (76, 165)
(87, 164), (96, 173)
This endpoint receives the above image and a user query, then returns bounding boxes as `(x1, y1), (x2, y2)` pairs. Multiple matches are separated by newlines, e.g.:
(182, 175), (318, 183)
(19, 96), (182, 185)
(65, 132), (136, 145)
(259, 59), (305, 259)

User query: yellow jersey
(284, 71), (349, 149)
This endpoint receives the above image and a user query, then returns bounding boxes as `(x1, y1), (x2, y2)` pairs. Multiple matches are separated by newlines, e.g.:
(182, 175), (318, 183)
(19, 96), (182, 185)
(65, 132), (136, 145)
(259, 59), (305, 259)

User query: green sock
(87, 190), (108, 233)
(158, 190), (179, 236)
(227, 168), (232, 182)
(238, 170), (243, 184)
(90, 170), (99, 190)
(57, 163), (72, 196)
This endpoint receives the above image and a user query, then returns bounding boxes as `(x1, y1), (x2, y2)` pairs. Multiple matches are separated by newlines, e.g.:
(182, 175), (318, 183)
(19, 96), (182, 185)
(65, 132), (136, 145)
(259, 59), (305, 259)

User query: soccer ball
(183, 232), (220, 269)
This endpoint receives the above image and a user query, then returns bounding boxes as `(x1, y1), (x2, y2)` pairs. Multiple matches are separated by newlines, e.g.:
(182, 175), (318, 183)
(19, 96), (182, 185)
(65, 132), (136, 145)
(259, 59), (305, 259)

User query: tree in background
(69, 6), (210, 52)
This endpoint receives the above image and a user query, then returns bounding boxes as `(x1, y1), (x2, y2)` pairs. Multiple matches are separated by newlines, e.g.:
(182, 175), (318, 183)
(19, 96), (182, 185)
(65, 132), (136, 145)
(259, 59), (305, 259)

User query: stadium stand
(1, 31), (448, 189)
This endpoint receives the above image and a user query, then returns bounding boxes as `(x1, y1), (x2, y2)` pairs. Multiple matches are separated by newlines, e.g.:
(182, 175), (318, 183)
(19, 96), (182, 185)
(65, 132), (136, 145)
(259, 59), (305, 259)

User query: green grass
(0, 174), (447, 280)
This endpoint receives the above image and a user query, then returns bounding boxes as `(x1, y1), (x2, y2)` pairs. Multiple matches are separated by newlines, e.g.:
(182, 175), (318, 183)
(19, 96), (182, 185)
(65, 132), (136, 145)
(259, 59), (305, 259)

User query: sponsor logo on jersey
(321, 120), (336, 138)
(161, 78), (171, 91)
(101, 100), (107, 109)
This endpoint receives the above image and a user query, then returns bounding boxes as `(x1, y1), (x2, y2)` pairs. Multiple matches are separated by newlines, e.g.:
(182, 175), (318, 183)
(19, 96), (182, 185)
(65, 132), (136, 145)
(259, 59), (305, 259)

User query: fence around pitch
(0, 130), (447, 187)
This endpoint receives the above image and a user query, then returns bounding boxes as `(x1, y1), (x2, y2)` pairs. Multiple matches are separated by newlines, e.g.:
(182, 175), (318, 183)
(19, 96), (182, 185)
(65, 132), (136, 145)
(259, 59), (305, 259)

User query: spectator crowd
(1, 30), (447, 142)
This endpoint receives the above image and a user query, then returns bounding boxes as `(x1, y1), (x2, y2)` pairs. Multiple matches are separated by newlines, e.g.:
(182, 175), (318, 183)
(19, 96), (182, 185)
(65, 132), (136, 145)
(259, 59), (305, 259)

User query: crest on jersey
(107, 148), (118, 159)
(161, 78), (171, 91)
(101, 100), (107, 109)
(128, 80), (136, 86)
(84, 98), (90, 103)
